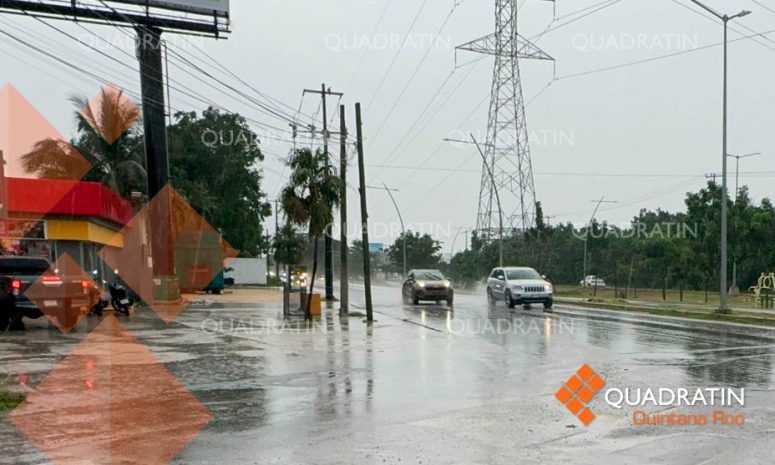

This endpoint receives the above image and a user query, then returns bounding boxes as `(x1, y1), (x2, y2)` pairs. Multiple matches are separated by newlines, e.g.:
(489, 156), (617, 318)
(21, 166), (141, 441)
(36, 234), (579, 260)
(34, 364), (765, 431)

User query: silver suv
(486, 267), (553, 310)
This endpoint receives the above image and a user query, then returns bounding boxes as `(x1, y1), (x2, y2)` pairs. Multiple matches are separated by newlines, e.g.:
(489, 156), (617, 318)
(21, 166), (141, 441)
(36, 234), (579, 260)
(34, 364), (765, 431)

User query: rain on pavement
(1, 283), (773, 465)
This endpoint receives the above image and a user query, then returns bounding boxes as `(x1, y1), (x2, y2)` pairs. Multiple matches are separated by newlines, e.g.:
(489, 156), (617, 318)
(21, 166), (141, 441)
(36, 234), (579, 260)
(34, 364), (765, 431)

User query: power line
(367, 0), (464, 145)
(368, 55), (487, 184)
(673, 0), (775, 53)
(531, 0), (623, 43)
(364, 0), (431, 115)
(88, 0), (312, 131)
(556, 27), (775, 80)
(344, 0), (392, 94)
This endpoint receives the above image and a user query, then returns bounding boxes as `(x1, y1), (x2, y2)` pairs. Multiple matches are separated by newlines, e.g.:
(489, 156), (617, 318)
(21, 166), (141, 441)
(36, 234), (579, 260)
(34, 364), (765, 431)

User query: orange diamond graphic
(565, 374), (583, 393)
(577, 364), (595, 381)
(556, 364), (605, 426)
(9, 315), (212, 465)
(566, 397), (584, 415)
(99, 185), (236, 323)
(578, 408), (596, 426)
(0, 84), (91, 239)
(588, 374), (606, 392)
(23, 253), (93, 334)
(79, 85), (140, 145)
(555, 386), (573, 404)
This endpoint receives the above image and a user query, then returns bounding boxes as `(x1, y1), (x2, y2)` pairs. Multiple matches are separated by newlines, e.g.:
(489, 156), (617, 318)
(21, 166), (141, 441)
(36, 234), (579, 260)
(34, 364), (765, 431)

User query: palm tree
(22, 87), (147, 197)
(280, 148), (341, 319)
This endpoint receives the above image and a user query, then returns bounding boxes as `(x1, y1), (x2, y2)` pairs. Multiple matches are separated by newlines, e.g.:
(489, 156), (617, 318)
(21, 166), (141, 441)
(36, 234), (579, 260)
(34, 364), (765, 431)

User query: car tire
(505, 291), (516, 309)
(447, 292), (454, 306)
(487, 288), (495, 305)
(412, 293), (419, 305)
(543, 300), (553, 310)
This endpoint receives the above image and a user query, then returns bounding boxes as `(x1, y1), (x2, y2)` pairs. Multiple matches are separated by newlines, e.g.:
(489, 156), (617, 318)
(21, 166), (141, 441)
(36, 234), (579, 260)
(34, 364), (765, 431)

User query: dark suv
(0, 256), (84, 330)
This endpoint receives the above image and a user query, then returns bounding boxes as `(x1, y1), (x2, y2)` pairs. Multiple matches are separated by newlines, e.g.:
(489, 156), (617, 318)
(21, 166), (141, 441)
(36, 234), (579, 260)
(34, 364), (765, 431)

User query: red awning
(6, 178), (133, 226)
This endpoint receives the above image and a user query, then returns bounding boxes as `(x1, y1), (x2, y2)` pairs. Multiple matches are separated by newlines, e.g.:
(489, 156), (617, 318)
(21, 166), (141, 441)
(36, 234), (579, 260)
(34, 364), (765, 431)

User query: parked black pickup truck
(0, 256), (88, 331)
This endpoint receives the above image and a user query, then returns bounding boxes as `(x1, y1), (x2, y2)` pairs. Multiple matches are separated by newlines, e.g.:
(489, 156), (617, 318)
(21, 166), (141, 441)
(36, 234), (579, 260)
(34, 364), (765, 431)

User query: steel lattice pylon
(457, 0), (553, 237)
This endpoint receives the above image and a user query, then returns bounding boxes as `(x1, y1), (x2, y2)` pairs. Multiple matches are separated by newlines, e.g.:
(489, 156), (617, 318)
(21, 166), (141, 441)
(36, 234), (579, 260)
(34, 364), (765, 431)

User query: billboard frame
(110, 0), (229, 18)
(0, 0), (229, 35)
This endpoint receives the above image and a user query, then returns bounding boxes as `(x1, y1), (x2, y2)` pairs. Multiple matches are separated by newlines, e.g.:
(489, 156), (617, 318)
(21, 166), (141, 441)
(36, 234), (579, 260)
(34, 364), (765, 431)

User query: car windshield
(414, 271), (445, 280)
(506, 269), (542, 280)
(0, 258), (50, 275)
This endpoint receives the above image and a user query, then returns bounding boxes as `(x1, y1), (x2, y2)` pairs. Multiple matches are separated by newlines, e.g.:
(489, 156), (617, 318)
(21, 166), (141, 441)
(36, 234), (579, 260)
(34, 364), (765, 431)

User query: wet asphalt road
(1, 282), (774, 464)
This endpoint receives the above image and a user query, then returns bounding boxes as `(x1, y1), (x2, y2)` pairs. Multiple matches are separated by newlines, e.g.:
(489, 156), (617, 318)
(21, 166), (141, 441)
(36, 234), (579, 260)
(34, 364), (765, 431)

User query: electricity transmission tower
(457, 0), (553, 237)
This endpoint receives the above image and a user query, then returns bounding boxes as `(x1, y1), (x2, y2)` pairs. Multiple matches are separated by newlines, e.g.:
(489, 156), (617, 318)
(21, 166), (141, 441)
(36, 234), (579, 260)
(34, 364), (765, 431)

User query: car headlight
(415, 280), (426, 288)
(511, 285), (523, 292)
(544, 283), (553, 292)
(444, 280), (451, 288)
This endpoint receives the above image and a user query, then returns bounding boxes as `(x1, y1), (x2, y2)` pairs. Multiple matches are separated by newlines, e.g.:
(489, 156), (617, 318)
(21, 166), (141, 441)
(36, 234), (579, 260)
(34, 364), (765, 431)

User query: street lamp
(450, 226), (472, 256)
(689, 0), (751, 312)
(367, 184), (407, 277)
(582, 197), (617, 284)
(726, 152), (763, 293)
(470, 135), (504, 267)
(727, 152), (762, 199)
(442, 136), (504, 266)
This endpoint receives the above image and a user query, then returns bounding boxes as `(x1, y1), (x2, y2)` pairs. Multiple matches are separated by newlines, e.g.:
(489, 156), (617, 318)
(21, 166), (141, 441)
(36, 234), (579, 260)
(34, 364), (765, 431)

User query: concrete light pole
(471, 135), (503, 267)
(582, 198), (617, 284)
(728, 152), (762, 199)
(367, 184), (407, 277)
(727, 152), (762, 293)
(689, 0), (751, 312)
(443, 136), (503, 266)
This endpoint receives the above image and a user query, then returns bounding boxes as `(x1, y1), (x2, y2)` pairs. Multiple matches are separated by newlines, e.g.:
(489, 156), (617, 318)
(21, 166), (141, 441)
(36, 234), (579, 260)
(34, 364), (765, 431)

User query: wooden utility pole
(339, 105), (349, 315)
(355, 103), (373, 323)
(303, 84), (343, 302)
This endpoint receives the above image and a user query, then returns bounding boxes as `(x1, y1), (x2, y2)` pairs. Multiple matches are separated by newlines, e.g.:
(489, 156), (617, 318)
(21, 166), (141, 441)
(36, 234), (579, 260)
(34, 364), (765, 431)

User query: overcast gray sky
(1, 0), (773, 255)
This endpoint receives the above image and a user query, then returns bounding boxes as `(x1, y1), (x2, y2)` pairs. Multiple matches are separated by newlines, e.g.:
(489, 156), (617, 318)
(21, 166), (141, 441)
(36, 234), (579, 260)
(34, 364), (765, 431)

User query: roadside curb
(554, 297), (775, 328)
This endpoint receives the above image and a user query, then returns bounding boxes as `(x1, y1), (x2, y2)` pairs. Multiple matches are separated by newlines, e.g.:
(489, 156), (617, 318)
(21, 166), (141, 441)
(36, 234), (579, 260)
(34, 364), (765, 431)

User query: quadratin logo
(555, 364), (606, 426)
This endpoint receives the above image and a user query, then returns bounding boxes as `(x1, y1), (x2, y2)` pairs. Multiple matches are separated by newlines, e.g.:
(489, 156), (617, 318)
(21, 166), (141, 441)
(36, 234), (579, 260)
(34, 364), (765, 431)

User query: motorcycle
(108, 272), (132, 315)
(88, 271), (109, 317)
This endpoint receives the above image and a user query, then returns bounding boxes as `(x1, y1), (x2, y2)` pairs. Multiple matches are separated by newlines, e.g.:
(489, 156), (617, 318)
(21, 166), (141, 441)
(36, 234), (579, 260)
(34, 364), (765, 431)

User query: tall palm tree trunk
(306, 236), (320, 320)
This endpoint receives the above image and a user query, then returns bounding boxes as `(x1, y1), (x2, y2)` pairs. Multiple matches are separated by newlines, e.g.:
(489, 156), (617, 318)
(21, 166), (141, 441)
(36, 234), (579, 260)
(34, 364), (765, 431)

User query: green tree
(22, 89), (146, 196)
(167, 108), (272, 257)
(386, 232), (442, 273)
(280, 148), (342, 318)
(272, 223), (307, 266)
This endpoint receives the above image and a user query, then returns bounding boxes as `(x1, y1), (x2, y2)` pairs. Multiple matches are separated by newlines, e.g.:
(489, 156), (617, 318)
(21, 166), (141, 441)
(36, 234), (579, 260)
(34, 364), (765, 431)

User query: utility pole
(137, 25), (177, 302)
(303, 84), (343, 302)
(339, 105), (349, 315)
(355, 103), (373, 323)
(274, 199), (280, 278)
